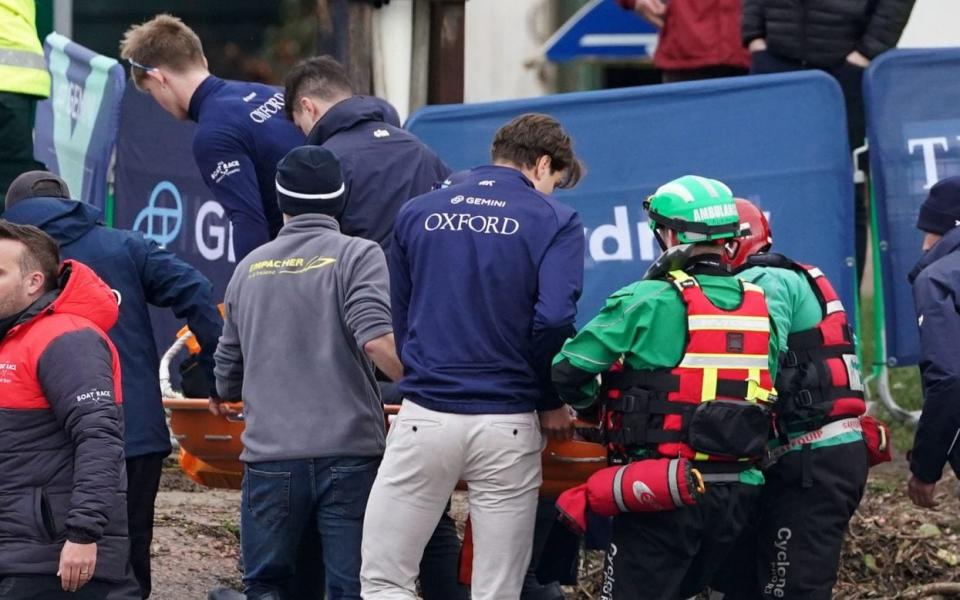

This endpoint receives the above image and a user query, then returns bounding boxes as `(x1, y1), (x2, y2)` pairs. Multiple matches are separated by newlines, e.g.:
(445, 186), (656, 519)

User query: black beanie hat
(5, 170), (71, 208)
(918, 176), (960, 235)
(275, 146), (345, 218)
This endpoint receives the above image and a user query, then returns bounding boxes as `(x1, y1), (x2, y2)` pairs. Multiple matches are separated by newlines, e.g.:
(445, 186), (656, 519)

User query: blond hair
(119, 14), (205, 89)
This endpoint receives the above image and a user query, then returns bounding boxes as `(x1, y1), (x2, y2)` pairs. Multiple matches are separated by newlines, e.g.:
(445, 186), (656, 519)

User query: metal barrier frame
(861, 148), (921, 424)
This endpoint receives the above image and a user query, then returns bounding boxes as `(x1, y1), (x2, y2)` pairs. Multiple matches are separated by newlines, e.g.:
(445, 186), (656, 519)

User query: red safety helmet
(723, 198), (773, 268)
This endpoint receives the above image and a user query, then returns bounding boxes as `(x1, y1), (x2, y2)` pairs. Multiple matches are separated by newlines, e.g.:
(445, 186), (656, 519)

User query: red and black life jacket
(763, 256), (866, 428)
(603, 270), (775, 463)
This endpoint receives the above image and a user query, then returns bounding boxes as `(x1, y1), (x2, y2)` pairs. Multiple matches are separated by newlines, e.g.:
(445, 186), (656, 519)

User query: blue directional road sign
(545, 0), (658, 62)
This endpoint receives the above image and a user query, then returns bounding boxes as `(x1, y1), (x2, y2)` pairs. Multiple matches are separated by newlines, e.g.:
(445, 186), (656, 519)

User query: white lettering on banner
(195, 200), (237, 263)
(586, 205), (771, 263)
(249, 92), (286, 124)
(586, 206), (658, 262)
(589, 206), (634, 261)
(907, 137), (952, 189)
(68, 82), (84, 120)
(424, 212), (520, 235)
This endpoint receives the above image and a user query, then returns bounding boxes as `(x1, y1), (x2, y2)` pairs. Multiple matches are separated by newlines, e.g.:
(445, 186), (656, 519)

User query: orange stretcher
(161, 317), (607, 496)
(162, 397), (607, 497)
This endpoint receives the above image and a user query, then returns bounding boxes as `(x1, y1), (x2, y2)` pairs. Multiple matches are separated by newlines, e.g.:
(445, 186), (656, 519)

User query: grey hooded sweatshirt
(214, 213), (392, 462)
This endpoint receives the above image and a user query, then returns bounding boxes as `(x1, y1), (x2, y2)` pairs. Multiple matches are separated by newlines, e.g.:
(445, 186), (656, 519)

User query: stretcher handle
(162, 398), (243, 413)
(547, 418), (605, 463)
(548, 453), (606, 464)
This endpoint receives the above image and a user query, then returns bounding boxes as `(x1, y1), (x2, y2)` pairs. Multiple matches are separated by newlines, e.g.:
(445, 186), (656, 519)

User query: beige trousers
(360, 400), (543, 600)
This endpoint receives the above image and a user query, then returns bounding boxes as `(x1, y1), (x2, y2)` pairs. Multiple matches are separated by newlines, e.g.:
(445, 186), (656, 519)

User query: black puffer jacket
(742, 0), (916, 67)
(0, 261), (129, 583)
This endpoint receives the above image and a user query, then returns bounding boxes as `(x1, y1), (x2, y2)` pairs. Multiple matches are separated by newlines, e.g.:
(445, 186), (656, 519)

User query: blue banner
(408, 71), (856, 323)
(114, 85), (238, 351)
(34, 33), (125, 209)
(864, 48), (960, 366)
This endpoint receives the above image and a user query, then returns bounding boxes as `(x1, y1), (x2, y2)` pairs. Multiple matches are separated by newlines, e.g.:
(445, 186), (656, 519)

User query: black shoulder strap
(743, 252), (796, 270)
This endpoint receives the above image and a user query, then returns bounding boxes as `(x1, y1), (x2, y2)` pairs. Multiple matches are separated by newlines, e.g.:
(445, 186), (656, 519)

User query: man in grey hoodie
(213, 145), (401, 600)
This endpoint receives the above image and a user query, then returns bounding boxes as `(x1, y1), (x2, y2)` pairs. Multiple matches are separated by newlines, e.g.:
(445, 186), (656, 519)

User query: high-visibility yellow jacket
(0, 0), (50, 97)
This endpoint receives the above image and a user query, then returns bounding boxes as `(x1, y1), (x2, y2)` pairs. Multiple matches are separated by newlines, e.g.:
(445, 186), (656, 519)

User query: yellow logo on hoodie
(248, 256), (336, 277)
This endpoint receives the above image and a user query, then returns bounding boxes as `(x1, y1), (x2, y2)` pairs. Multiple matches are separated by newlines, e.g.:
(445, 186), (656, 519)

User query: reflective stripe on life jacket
(603, 270), (775, 462)
(779, 262), (866, 427)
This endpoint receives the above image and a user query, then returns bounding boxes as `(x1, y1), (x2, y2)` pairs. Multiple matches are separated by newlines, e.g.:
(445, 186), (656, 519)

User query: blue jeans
(241, 456), (380, 600)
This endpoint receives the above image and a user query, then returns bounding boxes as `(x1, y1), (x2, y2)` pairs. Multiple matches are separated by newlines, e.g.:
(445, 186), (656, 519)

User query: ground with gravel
(150, 456), (960, 600)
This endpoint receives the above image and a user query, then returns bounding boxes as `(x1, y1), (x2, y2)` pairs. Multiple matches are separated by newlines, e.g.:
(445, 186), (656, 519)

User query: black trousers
(715, 441), (869, 600)
(662, 65), (748, 84)
(600, 481), (762, 600)
(750, 50), (869, 280)
(0, 92), (45, 214)
(420, 511), (470, 600)
(125, 453), (166, 599)
(520, 497), (576, 600)
(0, 573), (140, 600)
(270, 501), (465, 600)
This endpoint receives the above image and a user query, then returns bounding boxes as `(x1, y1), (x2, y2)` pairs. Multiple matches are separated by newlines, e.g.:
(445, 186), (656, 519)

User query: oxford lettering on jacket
(423, 212), (520, 235)
(248, 92), (286, 123)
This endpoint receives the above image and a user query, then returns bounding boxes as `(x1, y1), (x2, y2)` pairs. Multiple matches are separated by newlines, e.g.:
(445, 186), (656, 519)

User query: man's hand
(208, 398), (234, 416)
(748, 38), (768, 53)
(540, 406), (575, 442)
(634, 0), (667, 28)
(846, 50), (870, 68)
(58, 541), (97, 591)
(908, 475), (939, 509)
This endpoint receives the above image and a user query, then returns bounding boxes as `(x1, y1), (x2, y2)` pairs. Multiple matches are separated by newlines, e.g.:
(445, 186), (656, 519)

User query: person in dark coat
(284, 56), (450, 252)
(4, 171), (223, 599)
(283, 56), (465, 600)
(120, 14), (306, 261)
(742, 0), (916, 71)
(0, 221), (138, 599)
(742, 0), (916, 279)
(908, 176), (960, 508)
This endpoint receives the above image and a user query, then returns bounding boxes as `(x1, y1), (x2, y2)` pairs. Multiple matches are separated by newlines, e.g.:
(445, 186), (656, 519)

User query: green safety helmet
(644, 175), (741, 244)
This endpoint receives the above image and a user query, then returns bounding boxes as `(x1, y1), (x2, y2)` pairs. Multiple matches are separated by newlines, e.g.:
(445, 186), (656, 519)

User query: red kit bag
(557, 457), (705, 534)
